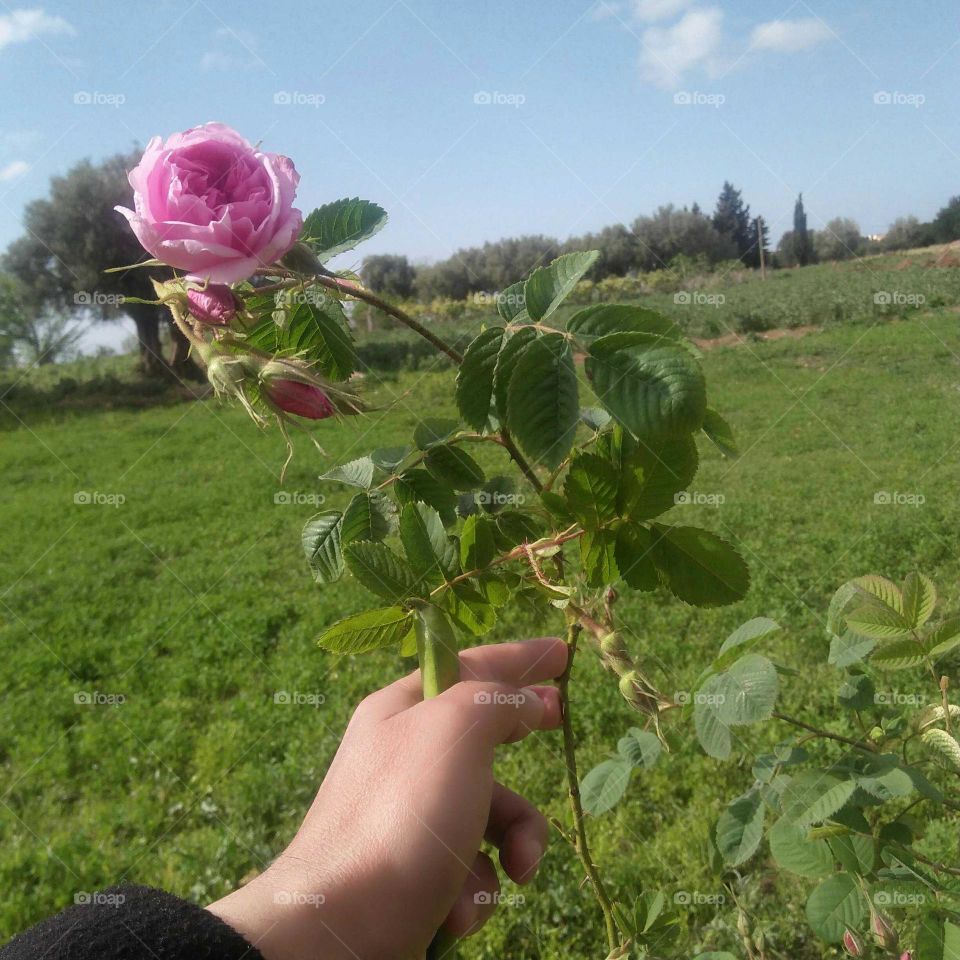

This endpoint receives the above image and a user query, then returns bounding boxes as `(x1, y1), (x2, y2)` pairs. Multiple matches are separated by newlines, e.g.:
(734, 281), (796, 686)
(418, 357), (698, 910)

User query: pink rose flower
(266, 379), (336, 420)
(187, 284), (237, 325)
(116, 122), (302, 284)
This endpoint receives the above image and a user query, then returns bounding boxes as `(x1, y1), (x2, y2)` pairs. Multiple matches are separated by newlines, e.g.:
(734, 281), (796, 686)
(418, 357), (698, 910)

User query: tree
(631, 205), (737, 270)
(712, 181), (753, 263)
(2, 150), (196, 379)
(744, 217), (770, 270)
(931, 196), (960, 243)
(0, 273), (85, 365)
(883, 215), (933, 251)
(361, 254), (416, 299)
(814, 217), (864, 262)
(792, 194), (814, 266)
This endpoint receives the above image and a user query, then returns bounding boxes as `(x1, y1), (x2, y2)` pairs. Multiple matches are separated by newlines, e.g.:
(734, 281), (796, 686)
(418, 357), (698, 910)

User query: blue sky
(0, 0), (957, 274)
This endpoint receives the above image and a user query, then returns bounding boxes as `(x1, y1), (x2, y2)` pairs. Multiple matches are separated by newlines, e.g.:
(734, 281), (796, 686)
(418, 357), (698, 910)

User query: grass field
(2, 281), (960, 956)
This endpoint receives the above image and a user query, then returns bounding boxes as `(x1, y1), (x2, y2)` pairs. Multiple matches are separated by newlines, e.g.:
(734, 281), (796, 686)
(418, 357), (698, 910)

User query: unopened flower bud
(843, 929), (863, 956)
(872, 913), (899, 951)
(187, 284), (237, 325)
(266, 379), (336, 420)
(205, 354), (247, 396)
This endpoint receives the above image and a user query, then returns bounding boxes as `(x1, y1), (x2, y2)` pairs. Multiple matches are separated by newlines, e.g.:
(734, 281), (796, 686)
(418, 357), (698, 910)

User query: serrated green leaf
(414, 418), (459, 450)
(496, 280), (528, 322)
(580, 758), (632, 815)
(923, 728), (960, 772)
(523, 250), (598, 322)
(341, 491), (395, 545)
(828, 834), (876, 876)
(871, 637), (926, 669)
(714, 654), (779, 726)
(344, 540), (423, 603)
(614, 523), (658, 591)
(716, 788), (765, 866)
(493, 327), (537, 420)
(837, 673), (875, 710)
(567, 303), (682, 342)
(563, 452), (619, 528)
(399, 502), (457, 584)
(768, 818), (835, 878)
(440, 582), (496, 636)
(619, 434), (699, 521)
(829, 631), (876, 667)
(370, 446), (410, 473)
(423, 444), (485, 491)
(651, 525), (749, 607)
(321, 456), (375, 489)
(717, 617), (781, 659)
(394, 469), (458, 526)
(580, 528), (618, 589)
(852, 575), (904, 613)
(902, 571), (937, 628)
(302, 512), (344, 583)
(782, 771), (857, 828)
(586, 337), (706, 440)
(506, 333), (579, 470)
(317, 605), (413, 654)
(857, 755), (915, 799)
(617, 728), (662, 768)
(579, 407), (611, 431)
(928, 616), (960, 657)
(694, 673), (731, 759)
(302, 198), (388, 262)
(460, 514), (496, 571)
(701, 407), (738, 458)
(805, 873), (865, 943)
(846, 603), (912, 640)
(455, 327), (504, 430)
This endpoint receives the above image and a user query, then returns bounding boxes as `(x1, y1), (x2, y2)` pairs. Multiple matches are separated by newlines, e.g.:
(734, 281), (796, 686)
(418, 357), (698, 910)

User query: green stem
(559, 622), (619, 953)
(416, 606), (461, 960)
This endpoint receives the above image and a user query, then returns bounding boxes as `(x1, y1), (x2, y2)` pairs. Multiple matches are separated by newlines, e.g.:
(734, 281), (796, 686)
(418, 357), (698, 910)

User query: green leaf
(651, 525), (750, 607)
(460, 514), (496, 571)
(923, 728), (960, 772)
(837, 673), (875, 710)
(506, 333), (579, 470)
(928, 616), (960, 657)
(340, 491), (395, 545)
(563, 453), (619, 528)
(871, 637), (926, 669)
(902, 571), (937, 628)
(423, 444), (485, 491)
(580, 528), (618, 588)
(567, 303), (682, 342)
(845, 603), (912, 640)
(768, 818), (835, 878)
(493, 327), (537, 420)
(455, 327), (504, 430)
(614, 523), (658, 592)
(399, 502), (457, 584)
(829, 631), (876, 668)
(714, 654), (779, 726)
(523, 250), (598, 322)
(782, 771), (857, 828)
(585, 338), (706, 440)
(717, 617), (781, 659)
(302, 512), (344, 583)
(344, 541), (423, 603)
(852, 575), (904, 614)
(618, 434), (699, 521)
(316, 605), (414, 654)
(701, 407), (739, 458)
(414, 418), (459, 450)
(321, 456), (375, 489)
(946, 920), (960, 960)
(370, 446), (410, 473)
(580, 758), (632, 815)
(805, 873), (865, 943)
(828, 834), (876, 875)
(716, 788), (765, 866)
(694, 674), (731, 759)
(440, 583), (496, 636)
(247, 298), (355, 380)
(394, 469), (458, 527)
(617, 728), (662, 768)
(579, 407), (611, 431)
(496, 280), (528, 322)
(301, 198), (388, 261)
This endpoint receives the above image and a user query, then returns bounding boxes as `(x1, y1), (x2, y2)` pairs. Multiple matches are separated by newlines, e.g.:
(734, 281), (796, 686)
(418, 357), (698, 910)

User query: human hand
(207, 636), (567, 959)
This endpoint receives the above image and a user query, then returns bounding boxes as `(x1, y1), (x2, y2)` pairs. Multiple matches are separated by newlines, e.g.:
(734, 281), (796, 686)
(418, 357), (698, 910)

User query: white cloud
(750, 17), (832, 53)
(589, 1), (622, 21)
(633, 0), (694, 22)
(200, 50), (236, 72)
(640, 7), (723, 87)
(0, 8), (73, 52)
(0, 160), (29, 182)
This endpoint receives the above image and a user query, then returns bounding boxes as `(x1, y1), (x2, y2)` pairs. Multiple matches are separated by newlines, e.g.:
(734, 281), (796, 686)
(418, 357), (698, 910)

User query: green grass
(2, 303), (959, 957)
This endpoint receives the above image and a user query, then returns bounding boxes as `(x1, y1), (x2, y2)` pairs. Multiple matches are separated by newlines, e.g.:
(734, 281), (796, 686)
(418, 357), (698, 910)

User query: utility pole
(756, 216), (767, 279)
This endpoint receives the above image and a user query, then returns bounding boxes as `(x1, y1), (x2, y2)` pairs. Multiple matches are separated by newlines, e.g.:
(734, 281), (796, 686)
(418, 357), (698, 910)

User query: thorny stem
(772, 712), (877, 753)
(559, 621), (620, 953)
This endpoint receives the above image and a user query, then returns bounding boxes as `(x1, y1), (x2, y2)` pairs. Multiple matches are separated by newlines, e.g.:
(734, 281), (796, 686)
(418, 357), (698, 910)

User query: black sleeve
(0, 884), (265, 960)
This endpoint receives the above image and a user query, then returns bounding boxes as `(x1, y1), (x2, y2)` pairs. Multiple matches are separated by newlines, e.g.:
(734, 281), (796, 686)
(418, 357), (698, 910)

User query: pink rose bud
(266, 379), (336, 420)
(900, 953), (913, 960)
(187, 285), (237, 325)
(843, 930), (863, 956)
(872, 913), (899, 950)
